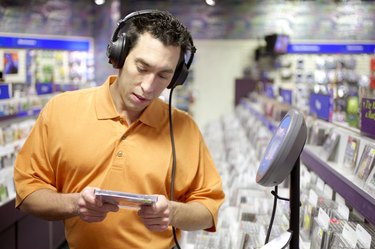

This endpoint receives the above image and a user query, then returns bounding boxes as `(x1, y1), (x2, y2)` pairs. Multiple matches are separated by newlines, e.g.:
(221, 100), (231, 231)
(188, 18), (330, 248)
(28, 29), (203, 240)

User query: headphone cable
(168, 86), (182, 249)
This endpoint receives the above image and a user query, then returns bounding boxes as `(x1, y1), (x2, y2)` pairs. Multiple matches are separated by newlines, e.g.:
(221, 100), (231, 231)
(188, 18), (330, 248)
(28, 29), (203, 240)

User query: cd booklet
(94, 189), (158, 209)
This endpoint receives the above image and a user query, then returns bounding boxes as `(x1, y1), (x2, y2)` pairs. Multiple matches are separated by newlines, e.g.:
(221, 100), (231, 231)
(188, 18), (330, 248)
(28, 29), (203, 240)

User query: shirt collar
(96, 76), (168, 128)
(95, 75), (119, 120)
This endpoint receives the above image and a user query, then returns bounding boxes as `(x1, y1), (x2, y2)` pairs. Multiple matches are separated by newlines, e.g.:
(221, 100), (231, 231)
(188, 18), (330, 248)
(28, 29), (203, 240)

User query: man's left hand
(137, 195), (171, 232)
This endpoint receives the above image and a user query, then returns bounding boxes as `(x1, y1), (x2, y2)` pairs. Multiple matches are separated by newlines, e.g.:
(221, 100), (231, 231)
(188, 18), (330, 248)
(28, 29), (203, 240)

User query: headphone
(107, 9), (196, 89)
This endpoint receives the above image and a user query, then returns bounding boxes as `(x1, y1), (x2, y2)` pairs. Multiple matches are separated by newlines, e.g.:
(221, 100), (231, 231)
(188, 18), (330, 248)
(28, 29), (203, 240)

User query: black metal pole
(289, 157), (300, 249)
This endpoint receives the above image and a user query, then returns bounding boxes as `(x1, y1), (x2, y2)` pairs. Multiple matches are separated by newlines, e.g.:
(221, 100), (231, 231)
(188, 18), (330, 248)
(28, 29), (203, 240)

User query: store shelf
(240, 99), (277, 133)
(241, 99), (375, 226)
(0, 109), (41, 122)
(301, 147), (375, 225)
(0, 198), (66, 249)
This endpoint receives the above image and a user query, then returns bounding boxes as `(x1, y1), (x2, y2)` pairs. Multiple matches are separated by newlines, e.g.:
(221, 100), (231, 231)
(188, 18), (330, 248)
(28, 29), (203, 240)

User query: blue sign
(36, 83), (53, 95)
(0, 84), (11, 99)
(309, 93), (332, 121)
(0, 36), (90, 51)
(288, 44), (375, 54)
(280, 88), (292, 105)
(265, 84), (274, 98)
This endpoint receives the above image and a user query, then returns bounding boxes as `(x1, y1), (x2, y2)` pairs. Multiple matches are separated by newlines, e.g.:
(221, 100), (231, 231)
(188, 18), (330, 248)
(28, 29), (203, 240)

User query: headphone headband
(107, 9), (196, 88)
(110, 9), (157, 43)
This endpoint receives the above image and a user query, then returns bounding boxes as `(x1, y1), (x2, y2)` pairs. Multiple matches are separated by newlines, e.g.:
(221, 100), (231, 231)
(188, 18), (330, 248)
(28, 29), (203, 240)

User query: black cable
(265, 186), (292, 245)
(265, 185), (279, 244)
(271, 190), (290, 202)
(168, 87), (181, 249)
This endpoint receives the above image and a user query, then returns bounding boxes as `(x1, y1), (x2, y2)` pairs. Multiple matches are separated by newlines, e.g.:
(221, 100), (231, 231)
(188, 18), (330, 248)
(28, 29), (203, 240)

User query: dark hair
(125, 10), (194, 59)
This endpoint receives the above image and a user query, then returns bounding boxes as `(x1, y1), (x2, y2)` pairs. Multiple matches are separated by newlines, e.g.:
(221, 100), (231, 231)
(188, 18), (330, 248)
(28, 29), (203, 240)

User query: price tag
(323, 184), (333, 199)
(356, 224), (371, 249)
(335, 193), (346, 205)
(316, 178), (324, 192)
(317, 208), (330, 231)
(309, 189), (318, 206)
(342, 223), (357, 248)
(337, 204), (349, 220)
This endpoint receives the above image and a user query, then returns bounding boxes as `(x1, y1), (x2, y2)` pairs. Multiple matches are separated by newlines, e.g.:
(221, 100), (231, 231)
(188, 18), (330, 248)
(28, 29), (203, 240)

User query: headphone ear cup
(168, 62), (189, 89)
(107, 33), (128, 69)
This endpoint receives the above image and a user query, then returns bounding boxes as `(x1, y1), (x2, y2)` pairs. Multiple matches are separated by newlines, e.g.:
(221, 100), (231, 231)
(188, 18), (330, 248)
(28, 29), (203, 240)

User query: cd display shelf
(240, 98), (375, 227)
(0, 96), (65, 249)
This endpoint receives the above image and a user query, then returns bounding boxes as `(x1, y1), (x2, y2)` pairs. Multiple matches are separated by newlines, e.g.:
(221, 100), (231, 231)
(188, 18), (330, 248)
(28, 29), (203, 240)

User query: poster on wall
(4, 51), (19, 75)
(0, 49), (26, 83)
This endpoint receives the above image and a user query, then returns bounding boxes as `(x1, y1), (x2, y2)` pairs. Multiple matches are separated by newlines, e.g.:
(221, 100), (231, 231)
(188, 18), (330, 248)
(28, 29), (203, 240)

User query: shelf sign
(36, 83), (53, 95)
(0, 36), (90, 51)
(279, 88), (292, 105)
(54, 84), (79, 92)
(288, 44), (375, 54)
(361, 98), (375, 140)
(265, 84), (274, 98)
(309, 93), (332, 121)
(0, 84), (11, 99)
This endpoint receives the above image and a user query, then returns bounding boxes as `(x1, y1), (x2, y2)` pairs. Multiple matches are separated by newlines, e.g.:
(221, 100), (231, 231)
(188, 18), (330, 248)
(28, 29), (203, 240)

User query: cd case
(94, 189), (158, 209)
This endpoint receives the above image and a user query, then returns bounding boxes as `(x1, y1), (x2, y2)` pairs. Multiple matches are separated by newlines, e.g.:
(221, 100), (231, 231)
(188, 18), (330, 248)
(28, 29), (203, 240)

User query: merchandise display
(354, 144), (375, 181)
(0, 119), (35, 205)
(320, 130), (340, 162)
(256, 45), (375, 130)
(343, 136), (360, 170)
(181, 96), (375, 248)
(0, 35), (94, 210)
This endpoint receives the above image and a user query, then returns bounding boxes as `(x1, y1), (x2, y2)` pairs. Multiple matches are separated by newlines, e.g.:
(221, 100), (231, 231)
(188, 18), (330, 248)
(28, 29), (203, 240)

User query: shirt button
(117, 151), (124, 157)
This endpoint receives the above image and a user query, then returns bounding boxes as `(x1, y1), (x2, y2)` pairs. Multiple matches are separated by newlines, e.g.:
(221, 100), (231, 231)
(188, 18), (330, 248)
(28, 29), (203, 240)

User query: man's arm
(169, 200), (213, 230)
(138, 195), (213, 232)
(19, 187), (119, 222)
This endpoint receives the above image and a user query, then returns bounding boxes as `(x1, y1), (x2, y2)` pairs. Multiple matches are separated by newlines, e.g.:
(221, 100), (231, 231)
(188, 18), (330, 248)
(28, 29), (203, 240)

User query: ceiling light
(205, 0), (215, 6)
(95, 0), (105, 5)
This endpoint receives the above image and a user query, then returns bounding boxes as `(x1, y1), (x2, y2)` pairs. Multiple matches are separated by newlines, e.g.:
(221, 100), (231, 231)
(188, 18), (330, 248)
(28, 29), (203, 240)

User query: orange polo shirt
(14, 76), (225, 249)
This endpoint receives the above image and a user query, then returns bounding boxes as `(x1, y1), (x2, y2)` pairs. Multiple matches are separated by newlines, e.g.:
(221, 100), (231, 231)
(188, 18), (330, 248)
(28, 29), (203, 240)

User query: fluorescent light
(206, 0), (215, 6)
(95, 0), (105, 5)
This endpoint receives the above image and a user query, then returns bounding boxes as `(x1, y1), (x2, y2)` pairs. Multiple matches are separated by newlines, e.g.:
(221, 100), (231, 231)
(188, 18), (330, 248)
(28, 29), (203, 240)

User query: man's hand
(77, 187), (119, 223)
(137, 195), (171, 232)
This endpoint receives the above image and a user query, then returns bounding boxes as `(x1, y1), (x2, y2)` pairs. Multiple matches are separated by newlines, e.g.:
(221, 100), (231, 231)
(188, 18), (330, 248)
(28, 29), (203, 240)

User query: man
(14, 10), (224, 249)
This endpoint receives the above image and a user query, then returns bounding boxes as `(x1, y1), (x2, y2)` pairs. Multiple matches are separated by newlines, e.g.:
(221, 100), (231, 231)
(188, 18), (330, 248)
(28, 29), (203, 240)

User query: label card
(356, 224), (371, 249)
(337, 204), (350, 220)
(317, 208), (330, 231)
(342, 223), (357, 248)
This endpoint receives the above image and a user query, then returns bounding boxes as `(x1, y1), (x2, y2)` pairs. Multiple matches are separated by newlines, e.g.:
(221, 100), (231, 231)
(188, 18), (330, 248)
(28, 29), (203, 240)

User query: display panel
(256, 109), (307, 186)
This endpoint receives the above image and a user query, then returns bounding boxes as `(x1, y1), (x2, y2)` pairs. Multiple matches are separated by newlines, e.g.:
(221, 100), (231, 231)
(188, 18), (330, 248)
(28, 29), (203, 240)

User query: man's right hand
(77, 187), (119, 223)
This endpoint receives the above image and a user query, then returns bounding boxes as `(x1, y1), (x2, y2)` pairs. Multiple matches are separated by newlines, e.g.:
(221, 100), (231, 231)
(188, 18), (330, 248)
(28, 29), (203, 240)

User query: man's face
(117, 32), (181, 113)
